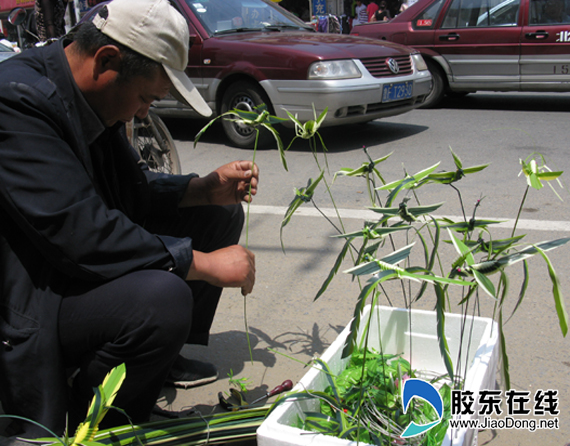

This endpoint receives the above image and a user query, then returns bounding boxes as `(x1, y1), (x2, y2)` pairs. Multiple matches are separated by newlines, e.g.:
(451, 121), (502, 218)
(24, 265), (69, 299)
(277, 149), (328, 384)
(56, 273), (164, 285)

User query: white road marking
(248, 205), (570, 232)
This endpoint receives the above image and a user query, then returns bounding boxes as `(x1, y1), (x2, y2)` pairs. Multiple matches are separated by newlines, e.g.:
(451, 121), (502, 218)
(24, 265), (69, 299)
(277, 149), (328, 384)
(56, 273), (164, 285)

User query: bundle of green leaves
(292, 351), (451, 445)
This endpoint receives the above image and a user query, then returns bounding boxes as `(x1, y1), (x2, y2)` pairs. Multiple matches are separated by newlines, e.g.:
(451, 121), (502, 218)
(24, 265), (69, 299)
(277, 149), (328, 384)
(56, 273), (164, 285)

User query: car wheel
(221, 81), (275, 149)
(419, 60), (445, 109)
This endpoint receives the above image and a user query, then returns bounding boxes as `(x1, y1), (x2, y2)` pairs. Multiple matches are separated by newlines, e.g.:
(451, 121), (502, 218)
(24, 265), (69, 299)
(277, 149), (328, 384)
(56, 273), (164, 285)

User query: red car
(351, 0), (570, 107)
(150, 0), (432, 148)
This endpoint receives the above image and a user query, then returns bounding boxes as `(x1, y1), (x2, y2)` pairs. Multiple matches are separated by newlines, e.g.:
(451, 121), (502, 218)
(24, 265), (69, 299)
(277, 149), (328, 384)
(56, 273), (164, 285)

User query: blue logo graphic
(401, 378), (444, 438)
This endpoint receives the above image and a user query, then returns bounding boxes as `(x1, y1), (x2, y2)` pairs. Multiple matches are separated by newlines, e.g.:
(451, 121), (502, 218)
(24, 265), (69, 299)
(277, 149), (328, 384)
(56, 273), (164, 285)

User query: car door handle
(439, 33), (460, 41)
(525, 31), (549, 39)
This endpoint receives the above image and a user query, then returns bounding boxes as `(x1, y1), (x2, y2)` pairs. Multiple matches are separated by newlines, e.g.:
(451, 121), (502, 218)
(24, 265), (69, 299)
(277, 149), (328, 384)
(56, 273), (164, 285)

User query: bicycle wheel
(129, 111), (181, 175)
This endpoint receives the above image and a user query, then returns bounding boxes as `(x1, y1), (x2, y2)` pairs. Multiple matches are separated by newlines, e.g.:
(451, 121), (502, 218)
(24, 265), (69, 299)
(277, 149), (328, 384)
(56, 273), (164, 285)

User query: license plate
(382, 81), (413, 103)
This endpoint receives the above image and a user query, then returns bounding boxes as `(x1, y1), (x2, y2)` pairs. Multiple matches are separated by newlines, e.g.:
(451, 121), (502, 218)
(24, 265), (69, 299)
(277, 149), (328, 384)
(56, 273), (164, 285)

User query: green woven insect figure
(193, 104), (288, 170)
(397, 197), (417, 223)
(369, 200), (444, 224)
(333, 147), (392, 181)
(425, 147), (489, 185)
(280, 170), (325, 252)
(284, 105), (327, 142)
(519, 152), (564, 195)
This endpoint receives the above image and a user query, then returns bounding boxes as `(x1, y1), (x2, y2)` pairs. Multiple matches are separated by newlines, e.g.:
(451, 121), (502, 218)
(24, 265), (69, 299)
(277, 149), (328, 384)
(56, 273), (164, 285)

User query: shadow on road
(284, 120), (429, 153)
(441, 92), (570, 112)
(155, 323), (343, 418)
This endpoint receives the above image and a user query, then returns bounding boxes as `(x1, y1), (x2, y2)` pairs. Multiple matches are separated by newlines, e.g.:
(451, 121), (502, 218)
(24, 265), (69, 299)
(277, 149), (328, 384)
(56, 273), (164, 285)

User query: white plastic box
(257, 305), (499, 446)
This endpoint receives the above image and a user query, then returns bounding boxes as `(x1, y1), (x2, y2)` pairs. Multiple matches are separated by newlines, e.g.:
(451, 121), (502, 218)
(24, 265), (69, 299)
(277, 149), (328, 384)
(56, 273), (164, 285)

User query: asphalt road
(161, 91), (570, 446)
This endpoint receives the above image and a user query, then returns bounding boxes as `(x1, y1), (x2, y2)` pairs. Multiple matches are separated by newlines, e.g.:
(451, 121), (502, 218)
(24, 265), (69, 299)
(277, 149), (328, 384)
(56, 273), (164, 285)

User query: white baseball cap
(92, 0), (212, 117)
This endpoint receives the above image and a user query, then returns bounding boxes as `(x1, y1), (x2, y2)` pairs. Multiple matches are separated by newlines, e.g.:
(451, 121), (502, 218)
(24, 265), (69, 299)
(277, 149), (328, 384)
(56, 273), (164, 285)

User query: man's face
(95, 68), (172, 127)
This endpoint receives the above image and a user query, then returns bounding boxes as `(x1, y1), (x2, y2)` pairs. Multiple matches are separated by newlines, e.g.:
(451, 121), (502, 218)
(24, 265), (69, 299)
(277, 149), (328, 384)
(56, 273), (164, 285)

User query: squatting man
(0, 0), (258, 437)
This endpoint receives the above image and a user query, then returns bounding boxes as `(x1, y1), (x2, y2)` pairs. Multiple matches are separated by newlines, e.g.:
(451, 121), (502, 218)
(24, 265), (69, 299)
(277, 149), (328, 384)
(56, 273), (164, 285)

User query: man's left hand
(180, 161), (259, 207)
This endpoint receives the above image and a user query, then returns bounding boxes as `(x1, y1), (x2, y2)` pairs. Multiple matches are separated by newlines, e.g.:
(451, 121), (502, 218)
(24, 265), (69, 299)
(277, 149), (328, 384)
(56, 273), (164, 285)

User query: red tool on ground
(249, 379), (293, 405)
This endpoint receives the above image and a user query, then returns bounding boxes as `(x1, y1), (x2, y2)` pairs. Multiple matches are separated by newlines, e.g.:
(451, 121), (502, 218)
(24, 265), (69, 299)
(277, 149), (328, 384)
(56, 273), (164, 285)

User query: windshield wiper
(263, 24), (311, 31)
(213, 24), (310, 35)
(214, 27), (263, 35)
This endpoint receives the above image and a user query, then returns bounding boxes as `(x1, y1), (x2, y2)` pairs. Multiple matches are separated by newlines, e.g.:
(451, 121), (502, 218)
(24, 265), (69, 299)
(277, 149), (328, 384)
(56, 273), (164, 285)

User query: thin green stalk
(267, 347), (338, 379)
(310, 141), (346, 234)
(310, 199), (344, 237)
(449, 183), (467, 223)
(243, 129), (260, 365)
(366, 172), (376, 207)
(511, 185), (529, 238)
(244, 130), (259, 249)
(306, 134), (367, 298)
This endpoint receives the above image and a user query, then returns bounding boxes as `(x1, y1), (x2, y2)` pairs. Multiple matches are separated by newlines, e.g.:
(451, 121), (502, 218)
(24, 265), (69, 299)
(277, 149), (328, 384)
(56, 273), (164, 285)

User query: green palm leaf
(72, 363), (126, 445)
(434, 284), (454, 382)
(533, 245), (569, 336)
(344, 243), (415, 276)
(314, 238), (351, 301)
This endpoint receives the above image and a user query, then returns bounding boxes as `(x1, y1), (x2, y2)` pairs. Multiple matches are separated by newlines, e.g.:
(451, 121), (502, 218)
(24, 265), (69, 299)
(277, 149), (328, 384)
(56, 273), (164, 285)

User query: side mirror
(8, 7), (27, 27)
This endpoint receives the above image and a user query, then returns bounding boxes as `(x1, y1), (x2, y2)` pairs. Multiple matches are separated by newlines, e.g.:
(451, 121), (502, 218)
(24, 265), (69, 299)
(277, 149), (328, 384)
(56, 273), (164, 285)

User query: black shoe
(165, 355), (218, 389)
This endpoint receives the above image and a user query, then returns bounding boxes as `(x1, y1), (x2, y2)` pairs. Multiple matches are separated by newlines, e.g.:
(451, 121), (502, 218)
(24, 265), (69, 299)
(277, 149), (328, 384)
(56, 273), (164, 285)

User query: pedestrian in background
(352, 0), (369, 25)
(367, 0), (379, 21)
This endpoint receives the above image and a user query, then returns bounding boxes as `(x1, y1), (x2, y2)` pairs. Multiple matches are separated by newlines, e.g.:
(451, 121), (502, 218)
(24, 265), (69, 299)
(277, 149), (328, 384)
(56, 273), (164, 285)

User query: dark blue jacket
(0, 41), (194, 436)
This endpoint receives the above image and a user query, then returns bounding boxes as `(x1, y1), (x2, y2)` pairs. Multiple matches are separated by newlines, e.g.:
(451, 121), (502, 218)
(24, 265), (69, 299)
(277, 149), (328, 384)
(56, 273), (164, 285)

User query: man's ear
(92, 45), (122, 81)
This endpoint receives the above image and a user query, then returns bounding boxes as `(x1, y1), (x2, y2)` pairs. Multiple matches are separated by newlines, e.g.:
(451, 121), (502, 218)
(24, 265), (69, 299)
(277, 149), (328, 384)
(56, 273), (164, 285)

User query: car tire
(221, 81), (275, 149)
(419, 60), (445, 109)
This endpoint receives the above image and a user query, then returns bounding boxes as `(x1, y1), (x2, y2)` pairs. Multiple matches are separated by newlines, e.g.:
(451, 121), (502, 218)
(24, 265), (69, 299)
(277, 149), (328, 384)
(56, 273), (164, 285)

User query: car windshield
(185, 0), (312, 36)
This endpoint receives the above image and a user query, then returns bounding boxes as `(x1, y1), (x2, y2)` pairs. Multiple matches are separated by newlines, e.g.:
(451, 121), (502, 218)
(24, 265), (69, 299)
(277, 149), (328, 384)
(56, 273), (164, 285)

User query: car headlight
(412, 53), (428, 72)
(308, 60), (361, 80)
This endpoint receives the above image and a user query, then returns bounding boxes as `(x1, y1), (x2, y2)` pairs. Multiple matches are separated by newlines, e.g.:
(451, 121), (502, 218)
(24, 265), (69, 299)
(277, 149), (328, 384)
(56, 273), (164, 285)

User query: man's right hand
(186, 245), (256, 296)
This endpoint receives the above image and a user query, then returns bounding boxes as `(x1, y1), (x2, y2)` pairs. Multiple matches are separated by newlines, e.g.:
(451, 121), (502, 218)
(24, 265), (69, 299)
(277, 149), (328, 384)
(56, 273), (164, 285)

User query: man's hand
(186, 245), (256, 296)
(180, 161), (259, 207)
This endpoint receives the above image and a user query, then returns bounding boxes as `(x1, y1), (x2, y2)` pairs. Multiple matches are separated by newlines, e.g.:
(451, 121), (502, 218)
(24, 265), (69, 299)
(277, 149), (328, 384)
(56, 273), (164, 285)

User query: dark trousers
(58, 204), (244, 427)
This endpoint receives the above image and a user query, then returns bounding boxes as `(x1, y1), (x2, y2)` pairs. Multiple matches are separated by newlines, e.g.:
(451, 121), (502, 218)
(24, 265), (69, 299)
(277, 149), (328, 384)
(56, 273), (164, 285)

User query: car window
(412, 0), (445, 29)
(529, 0), (570, 24)
(442, 0), (520, 28)
(185, 0), (310, 35)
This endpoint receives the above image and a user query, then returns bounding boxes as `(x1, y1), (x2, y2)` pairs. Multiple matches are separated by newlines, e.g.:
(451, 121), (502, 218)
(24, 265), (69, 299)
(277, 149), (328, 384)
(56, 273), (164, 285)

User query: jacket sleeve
(137, 155), (199, 215)
(0, 80), (193, 281)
